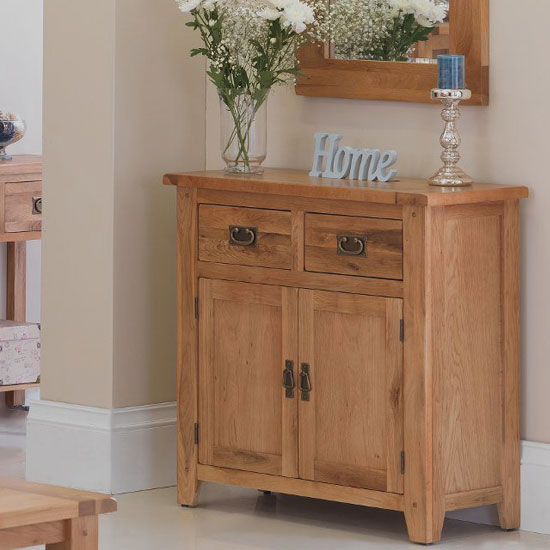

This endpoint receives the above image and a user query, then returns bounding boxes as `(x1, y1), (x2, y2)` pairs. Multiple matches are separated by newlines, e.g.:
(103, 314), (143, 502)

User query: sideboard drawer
(305, 213), (403, 280)
(199, 204), (292, 269)
(4, 181), (42, 233)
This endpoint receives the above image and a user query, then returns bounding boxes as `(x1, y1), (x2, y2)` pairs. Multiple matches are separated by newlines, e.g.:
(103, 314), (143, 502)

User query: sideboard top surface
(0, 155), (42, 184)
(164, 169), (528, 206)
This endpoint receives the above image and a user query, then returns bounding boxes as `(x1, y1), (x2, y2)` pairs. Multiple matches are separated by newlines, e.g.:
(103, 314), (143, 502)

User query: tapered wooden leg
(5, 241), (27, 408)
(46, 516), (99, 549)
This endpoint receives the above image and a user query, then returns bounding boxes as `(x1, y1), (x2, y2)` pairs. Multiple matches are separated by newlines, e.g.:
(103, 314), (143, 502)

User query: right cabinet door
(298, 289), (404, 494)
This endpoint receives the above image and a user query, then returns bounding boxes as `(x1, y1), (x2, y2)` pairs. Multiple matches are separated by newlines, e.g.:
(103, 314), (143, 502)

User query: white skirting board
(26, 400), (177, 495)
(26, 400), (550, 535)
(447, 441), (550, 535)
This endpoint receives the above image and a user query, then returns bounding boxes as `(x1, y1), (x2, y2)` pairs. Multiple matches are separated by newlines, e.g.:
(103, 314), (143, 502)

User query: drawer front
(199, 205), (292, 269)
(305, 213), (403, 280)
(4, 181), (42, 233)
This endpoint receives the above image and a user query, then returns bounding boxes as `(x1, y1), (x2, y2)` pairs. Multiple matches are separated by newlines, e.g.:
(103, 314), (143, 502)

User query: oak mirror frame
(296, 0), (489, 105)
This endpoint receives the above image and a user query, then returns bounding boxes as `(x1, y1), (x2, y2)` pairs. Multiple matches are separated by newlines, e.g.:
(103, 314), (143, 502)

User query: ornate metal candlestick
(429, 89), (472, 187)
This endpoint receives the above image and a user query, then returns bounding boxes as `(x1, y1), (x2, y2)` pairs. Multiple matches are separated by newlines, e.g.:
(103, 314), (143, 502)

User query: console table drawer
(304, 213), (403, 280)
(4, 181), (42, 233)
(198, 204), (292, 269)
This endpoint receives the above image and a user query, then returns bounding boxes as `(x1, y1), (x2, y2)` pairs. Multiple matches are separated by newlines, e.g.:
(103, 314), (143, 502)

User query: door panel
(199, 279), (298, 477)
(299, 290), (404, 494)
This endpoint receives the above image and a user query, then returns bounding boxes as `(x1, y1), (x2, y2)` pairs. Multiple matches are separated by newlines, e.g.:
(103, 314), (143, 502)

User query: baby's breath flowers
(325, 0), (448, 62)
(176, 0), (325, 171)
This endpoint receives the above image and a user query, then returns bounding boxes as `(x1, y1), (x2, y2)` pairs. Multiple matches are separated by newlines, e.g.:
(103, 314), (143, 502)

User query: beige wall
(42, 0), (205, 408)
(206, 0), (550, 444)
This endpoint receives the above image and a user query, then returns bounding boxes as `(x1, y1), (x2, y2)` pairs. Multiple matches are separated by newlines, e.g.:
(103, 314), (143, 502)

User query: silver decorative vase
(429, 89), (473, 187)
(0, 111), (26, 161)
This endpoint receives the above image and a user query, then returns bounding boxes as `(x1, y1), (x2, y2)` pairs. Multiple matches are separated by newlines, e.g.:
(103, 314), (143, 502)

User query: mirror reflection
(325, 0), (450, 63)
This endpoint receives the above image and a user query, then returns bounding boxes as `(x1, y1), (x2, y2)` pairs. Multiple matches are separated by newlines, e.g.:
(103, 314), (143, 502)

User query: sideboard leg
(5, 241), (27, 408)
(497, 200), (522, 531)
(177, 187), (200, 508)
(46, 516), (99, 549)
(403, 205), (444, 545)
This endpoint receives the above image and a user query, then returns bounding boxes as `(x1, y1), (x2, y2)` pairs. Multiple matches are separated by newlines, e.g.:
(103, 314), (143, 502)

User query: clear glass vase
(219, 92), (268, 174)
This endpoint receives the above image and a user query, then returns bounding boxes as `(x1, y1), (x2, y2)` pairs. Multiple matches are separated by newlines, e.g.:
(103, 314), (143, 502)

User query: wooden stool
(0, 477), (116, 549)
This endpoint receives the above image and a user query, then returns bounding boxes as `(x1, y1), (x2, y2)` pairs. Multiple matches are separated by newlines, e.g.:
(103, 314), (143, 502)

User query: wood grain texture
(433, 208), (503, 496)
(199, 279), (298, 477)
(0, 521), (65, 549)
(197, 188), (404, 220)
(0, 156), (42, 184)
(304, 213), (403, 280)
(176, 187), (201, 506)
(445, 487), (503, 512)
(199, 204), (292, 269)
(402, 205), (443, 544)
(7, 241), (26, 322)
(4, 181), (42, 233)
(295, 0), (489, 105)
(198, 261), (404, 298)
(165, 170), (528, 207)
(197, 464), (404, 511)
(298, 290), (403, 493)
(0, 478), (116, 517)
(5, 240), (27, 408)
(46, 516), (98, 550)
(497, 200), (521, 530)
(0, 489), (78, 530)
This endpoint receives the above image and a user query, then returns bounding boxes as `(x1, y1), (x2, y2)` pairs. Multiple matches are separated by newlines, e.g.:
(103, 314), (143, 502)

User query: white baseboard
(448, 440), (550, 535)
(26, 400), (176, 494)
(25, 402), (550, 535)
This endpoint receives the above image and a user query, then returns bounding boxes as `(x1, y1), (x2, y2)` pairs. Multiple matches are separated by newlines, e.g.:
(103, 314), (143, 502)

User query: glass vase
(219, 92), (268, 174)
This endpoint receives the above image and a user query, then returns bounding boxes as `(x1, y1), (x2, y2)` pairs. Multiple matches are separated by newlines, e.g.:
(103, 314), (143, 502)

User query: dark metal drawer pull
(32, 196), (42, 215)
(283, 360), (295, 399)
(300, 363), (312, 401)
(337, 234), (367, 257)
(229, 225), (257, 247)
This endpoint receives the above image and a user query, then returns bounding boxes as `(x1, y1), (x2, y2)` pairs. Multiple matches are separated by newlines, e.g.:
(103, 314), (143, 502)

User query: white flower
(279, 0), (315, 34)
(389, 0), (447, 26)
(176, 0), (202, 13)
(258, 7), (281, 21)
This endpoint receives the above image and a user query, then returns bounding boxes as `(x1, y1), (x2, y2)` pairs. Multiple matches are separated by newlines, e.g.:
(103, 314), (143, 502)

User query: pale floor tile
(2, 406), (550, 550)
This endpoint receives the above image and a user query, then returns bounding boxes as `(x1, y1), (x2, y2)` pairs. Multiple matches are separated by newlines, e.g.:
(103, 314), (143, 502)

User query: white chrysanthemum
(176, 0), (203, 13)
(258, 7), (281, 21)
(389, 0), (447, 26)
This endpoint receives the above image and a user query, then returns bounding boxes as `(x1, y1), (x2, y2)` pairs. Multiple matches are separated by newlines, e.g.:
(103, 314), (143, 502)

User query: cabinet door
(299, 290), (404, 494)
(198, 279), (298, 477)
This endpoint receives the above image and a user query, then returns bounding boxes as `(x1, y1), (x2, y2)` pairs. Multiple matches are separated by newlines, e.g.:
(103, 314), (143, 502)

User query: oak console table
(0, 156), (42, 409)
(165, 169), (528, 544)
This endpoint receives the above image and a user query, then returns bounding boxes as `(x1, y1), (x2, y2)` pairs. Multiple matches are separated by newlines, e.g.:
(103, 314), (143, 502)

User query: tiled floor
(2, 404), (550, 549)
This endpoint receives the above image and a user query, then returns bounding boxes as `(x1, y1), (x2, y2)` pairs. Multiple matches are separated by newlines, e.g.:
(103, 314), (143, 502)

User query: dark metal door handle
(283, 360), (295, 398)
(337, 234), (367, 257)
(300, 363), (312, 401)
(229, 225), (257, 247)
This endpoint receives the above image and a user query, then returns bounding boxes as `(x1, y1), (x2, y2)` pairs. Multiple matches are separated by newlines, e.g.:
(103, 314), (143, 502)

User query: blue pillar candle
(437, 55), (466, 89)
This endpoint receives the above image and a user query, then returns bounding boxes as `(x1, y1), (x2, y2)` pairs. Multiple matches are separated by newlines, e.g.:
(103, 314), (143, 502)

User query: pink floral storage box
(0, 321), (40, 386)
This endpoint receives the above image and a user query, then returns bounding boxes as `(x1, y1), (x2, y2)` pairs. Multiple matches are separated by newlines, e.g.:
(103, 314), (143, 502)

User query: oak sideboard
(0, 155), (42, 409)
(164, 169), (528, 544)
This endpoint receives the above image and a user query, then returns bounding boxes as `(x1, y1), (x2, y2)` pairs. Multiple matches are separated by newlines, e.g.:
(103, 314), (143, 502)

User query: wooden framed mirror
(296, 0), (488, 105)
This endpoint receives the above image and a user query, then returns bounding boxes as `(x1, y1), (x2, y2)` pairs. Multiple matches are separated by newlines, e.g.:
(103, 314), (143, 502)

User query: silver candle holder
(429, 89), (473, 187)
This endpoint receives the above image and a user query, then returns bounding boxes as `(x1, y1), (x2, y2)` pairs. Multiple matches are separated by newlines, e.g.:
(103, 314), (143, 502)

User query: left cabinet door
(198, 279), (299, 478)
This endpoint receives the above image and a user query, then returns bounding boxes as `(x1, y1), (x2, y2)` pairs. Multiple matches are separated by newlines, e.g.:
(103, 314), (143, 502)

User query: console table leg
(5, 241), (27, 408)
(46, 516), (99, 550)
